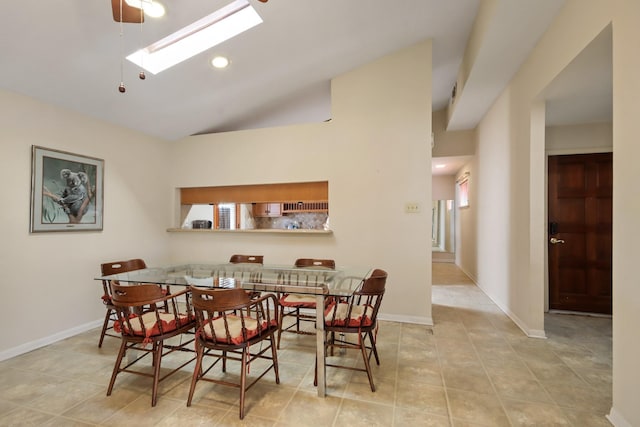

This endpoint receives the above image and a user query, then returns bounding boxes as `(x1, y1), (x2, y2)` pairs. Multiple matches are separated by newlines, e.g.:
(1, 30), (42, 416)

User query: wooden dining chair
(98, 258), (147, 348)
(314, 268), (387, 392)
(277, 258), (335, 349)
(187, 286), (280, 420)
(229, 254), (263, 264)
(107, 283), (196, 406)
(229, 254), (264, 301)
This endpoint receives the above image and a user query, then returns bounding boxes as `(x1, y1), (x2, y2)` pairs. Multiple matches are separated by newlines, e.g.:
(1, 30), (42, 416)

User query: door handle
(550, 237), (565, 244)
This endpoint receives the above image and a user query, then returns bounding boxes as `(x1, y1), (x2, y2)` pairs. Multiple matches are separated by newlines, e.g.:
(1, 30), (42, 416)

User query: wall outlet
(405, 202), (420, 213)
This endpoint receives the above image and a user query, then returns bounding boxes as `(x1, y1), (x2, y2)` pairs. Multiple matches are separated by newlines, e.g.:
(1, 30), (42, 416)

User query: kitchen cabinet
(253, 203), (282, 217)
(282, 201), (329, 213)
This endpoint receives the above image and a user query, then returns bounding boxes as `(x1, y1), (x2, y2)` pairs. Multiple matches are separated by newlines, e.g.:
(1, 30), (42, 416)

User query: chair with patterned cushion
(98, 258), (147, 348)
(277, 258), (335, 349)
(187, 286), (280, 420)
(228, 254), (264, 300)
(314, 269), (387, 391)
(107, 283), (196, 406)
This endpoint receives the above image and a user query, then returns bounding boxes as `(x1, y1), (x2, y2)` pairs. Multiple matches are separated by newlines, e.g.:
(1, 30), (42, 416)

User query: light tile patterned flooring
(0, 263), (612, 426)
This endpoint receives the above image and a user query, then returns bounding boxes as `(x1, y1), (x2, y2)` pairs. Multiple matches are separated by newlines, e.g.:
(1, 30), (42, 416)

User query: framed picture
(30, 146), (104, 232)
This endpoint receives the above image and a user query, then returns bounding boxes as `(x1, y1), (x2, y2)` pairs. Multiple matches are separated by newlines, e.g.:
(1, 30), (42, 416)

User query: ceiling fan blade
(111, 0), (144, 23)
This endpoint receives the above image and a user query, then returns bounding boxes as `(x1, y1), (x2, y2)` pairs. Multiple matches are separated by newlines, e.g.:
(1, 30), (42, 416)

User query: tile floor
(0, 263), (612, 426)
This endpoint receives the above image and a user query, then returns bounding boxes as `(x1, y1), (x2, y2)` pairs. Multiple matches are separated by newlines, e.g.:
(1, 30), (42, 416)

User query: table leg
(316, 294), (325, 397)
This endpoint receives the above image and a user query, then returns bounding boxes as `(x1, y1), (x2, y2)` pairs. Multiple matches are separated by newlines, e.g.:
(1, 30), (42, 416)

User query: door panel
(548, 153), (612, 314)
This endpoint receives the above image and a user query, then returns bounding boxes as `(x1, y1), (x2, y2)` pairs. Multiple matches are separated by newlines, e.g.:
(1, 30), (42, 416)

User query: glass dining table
(97, 262), (372, 397)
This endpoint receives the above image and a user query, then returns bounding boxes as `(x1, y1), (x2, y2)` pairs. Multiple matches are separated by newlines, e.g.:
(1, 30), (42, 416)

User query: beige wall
(0, 89), (171, 358)
(432, 175), (456, 200)
(165, 40), (434, 325)
(432, 109), (475, 157)
(0, 39), (434, 360)
(546, 122), (613, 153)
(610, 1), (640, 425)
(457, 0), (638, 424)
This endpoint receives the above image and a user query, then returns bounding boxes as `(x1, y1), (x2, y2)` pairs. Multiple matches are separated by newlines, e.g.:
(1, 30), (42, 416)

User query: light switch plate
(405, 202), (420, 213)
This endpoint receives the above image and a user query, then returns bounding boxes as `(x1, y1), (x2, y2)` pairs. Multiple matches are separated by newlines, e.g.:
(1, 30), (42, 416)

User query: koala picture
(33, 147), (102, 231)
(57, 169), (89, 217)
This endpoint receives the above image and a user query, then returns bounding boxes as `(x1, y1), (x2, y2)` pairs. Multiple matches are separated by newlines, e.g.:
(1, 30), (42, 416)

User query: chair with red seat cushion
(314, 269), (387, 392)
(228, 254), (264, 301)
(98, 258), (147, 348)
(187, 286), (280, 420)
(277, 258), (335, 349)
(107, 283), (196, 406)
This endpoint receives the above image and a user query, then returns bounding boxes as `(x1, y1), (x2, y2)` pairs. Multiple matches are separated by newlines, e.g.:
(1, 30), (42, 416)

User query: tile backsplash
(254, 213), (329, 230)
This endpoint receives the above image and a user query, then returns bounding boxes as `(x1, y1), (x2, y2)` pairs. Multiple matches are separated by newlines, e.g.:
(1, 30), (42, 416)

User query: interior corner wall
(432, 109), (475, 157)
(469, 0), (612, 334)
(167, 40), (434, 325)
(610, 1), (640, 425)
(0, 89), (171, 359)
(469, 0), (638, 424)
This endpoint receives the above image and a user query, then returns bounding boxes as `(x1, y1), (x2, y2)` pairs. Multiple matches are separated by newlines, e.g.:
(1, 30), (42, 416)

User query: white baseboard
(378, 313), (433, 326)
(477, 287), (547, 339)
(0, 319), (102, 362)
(455, 268), (547, 339)
(607, 407), (633, 427)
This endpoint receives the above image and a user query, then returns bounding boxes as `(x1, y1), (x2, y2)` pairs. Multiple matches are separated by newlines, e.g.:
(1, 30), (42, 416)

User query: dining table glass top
(97, 263), (372, 296)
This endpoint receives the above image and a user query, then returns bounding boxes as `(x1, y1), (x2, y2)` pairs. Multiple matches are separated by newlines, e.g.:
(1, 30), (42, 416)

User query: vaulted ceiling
(1, 0), (605, 144)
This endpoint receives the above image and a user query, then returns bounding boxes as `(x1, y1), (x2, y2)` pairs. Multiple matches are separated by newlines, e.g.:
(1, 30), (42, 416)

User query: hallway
(431, 262), (612, 426)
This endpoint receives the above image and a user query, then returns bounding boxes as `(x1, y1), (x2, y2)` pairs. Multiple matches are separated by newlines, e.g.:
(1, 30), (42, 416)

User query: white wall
(0, 89), (171, 358)
(457, 1), (639, 424)
(166, 41), (434, 325)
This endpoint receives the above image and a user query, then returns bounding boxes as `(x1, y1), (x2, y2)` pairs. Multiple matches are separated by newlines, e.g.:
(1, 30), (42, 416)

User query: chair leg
(187, 344), (204, 406)
(239, 347), (247, 420)
(313, 355), (317, 386)
(277, 306), (284, 349)
(151, 341), (162, 406)
(270, 335), (280, 384)
(98, 308), (113, 348)
(295, 308), (301, 333)
(368, 330), (380, 365)
(107, 339), (127, 396)
(359, 333), (375, 392)
(329, 331), (335, 356)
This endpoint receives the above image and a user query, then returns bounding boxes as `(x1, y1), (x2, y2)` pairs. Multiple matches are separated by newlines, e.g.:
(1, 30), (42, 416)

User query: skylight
(126, 0), (262, 74)
(125, 0), (165, 18)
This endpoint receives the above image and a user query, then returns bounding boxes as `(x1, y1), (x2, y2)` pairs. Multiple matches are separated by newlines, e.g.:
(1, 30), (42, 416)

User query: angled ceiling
(544, 25), (612, 126)
(1, 1), (573, 142)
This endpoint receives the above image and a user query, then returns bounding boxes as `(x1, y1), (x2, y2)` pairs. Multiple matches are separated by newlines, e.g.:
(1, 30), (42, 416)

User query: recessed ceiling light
(126, 0), (262, 74)
(125, 0), (165, 18)
(211, 56), (230, 69)
(435, 164), (446, 169)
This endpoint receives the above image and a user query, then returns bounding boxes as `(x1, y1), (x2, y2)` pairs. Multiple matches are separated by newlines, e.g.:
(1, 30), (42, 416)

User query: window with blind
(218, 203), (236, 230)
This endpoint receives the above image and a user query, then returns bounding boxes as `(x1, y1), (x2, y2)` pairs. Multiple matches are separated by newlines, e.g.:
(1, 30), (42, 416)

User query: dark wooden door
(548, 153), (612, 314)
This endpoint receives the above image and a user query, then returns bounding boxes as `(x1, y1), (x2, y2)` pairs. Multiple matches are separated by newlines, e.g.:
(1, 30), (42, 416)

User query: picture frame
(30, 146), (104, 232)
